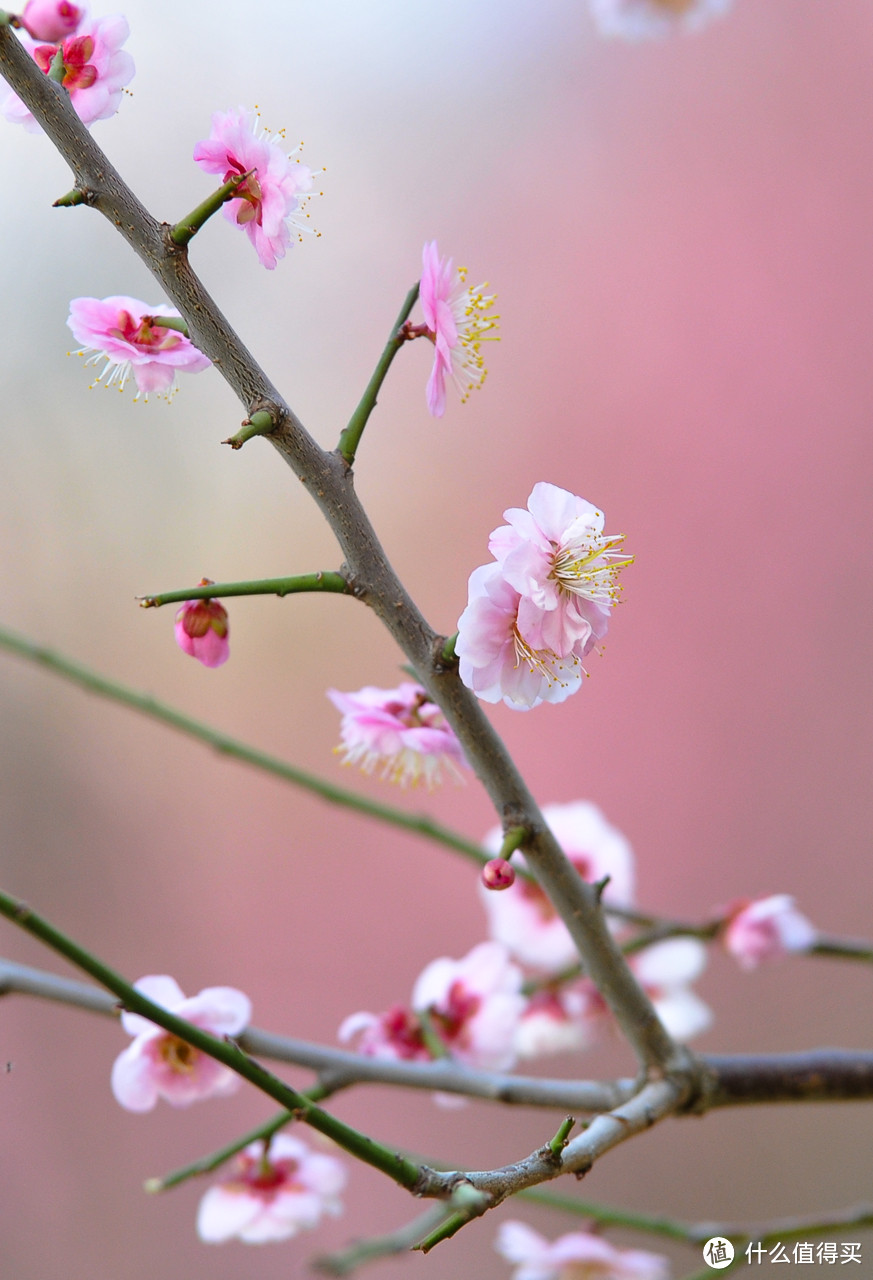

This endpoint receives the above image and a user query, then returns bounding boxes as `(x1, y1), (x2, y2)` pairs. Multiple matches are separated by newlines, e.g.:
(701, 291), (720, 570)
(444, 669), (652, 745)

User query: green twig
(337, 282), (420, 464)
(145, 315), (190, 335)
(169, 170), (253, 247)
(546, 1115), (576, 1159)
(53, 187), (87, 207)
(516, 1186), (695, 1242)
(46, 47), (65, 83)
(0, 888), (423, 1190)
(499, 824), (530, 861)
(314, 1205), (449, 1275)
(0, 623), (491, 869)
(138, 571), (351, 608)
(223, 409), (275, 449)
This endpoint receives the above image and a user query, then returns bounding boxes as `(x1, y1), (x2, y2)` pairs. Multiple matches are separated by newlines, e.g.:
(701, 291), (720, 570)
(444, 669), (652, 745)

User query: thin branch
(0, 623), (492, 871)
(138, 570), (351, 608)
(313, 1205), (449, 1275)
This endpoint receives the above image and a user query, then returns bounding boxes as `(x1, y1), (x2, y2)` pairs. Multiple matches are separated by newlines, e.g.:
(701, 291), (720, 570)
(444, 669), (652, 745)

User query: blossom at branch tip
(419, 240), (498, 417)
(480, 801), (636, 972)
(489, 482), (632, 660)
(197, 1134), (346, 1245)
(326, 681), (467, 788)
(589, 0), (732, 40)
(66, 296), (211, 400)
(495, 1220), (670, 1280)
(2, 15), (134, 131)
(20, 0), (83, 42)
(111, 975), (251, 1112)
(193, 107), (315, 270)
(174, 591), (230, 668)
(455, 564), (588, 710)
(723, 894), (818, 971)
(339, 941), (526, 1073)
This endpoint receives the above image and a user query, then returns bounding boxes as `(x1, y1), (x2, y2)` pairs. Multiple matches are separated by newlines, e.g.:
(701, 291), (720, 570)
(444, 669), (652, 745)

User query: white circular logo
(702, 1237), (735, 1269)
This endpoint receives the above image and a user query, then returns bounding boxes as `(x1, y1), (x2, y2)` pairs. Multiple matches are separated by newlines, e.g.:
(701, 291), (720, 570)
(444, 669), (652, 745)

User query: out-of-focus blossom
(66, 296), (211, 400)
(340, 941), (525, 1073)
(723, 894), (817, 971)
(111, 975), (251, 1112)
(197, 1134), (346, 1245)
(456, 564), (587, 710)
(419, 240), (498, 417)
(589, 0), (732, 40)
(632, 938), (711, 1041)
(495, 1220), (670, 1280)
(20, 0), (83, 42)
(174, 590), (230, 668)
(514, 984), (605, 1059)
(193, 107), (315, 270)
(2, 15), (134, 131)
(326, 682), (466, 787)
(489, 482), (631, 660)
(480, 802), (635, 972)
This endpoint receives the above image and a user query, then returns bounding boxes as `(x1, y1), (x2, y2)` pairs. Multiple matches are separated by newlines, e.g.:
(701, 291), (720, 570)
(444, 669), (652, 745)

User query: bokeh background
(1, 1), (872, 1276)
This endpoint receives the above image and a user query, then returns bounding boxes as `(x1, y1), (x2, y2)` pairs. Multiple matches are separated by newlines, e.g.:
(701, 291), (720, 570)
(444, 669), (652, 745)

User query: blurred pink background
(1, 1), (872, 1276)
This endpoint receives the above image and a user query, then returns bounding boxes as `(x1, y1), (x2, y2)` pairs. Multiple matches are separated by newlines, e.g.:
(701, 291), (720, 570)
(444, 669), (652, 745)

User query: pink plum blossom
(20, 0), (83, 42)
(456, 563), (588, 710)
(589, 0), (732, 40)
(488, 482), (632, 661)
(723, 895), (817, 971)
(174, 591), (230, 668)
(197, 1134), (346, 1245)
(326, 681), (466, 787)
(480, 802), (636, 972)
(193, 107), (315, 270)
(419, 240), (499, 417)
(111, 975), (251, 1112)
(495, 1220), (670, 1280)
(340, 941), (526, 1073)
(66, 296), (211, 400)
(2, 15), (134, 131)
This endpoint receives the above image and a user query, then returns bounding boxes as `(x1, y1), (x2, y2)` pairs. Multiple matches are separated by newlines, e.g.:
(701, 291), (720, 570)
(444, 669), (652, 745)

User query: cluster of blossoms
(417, 240), (499, 417)
(327, 681), (467, 787)
(495, 1220), (669, 1280)
(110, 975), (346, 1244)
(589, 0), (732, 40)
(340, 802), (713, 1077)
(2, 5), (134, 131)
(456, 481), (633, 709)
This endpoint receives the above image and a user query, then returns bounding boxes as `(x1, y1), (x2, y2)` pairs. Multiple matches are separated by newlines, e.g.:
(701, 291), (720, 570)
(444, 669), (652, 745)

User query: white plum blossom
(340, 941), (526, 1073)
(111, 975), (251, 1112)
(723, 895), (817, 971)
(197, 1134), (346, 1245)
(633, 938), (712, 1042)
(495, 1220), (670, 1280)
(589, 0), (732, 40)
(480, 801), (636, 972)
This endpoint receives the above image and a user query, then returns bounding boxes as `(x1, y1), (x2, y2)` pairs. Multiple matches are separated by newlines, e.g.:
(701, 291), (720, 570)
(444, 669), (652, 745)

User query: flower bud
(21, 1), (83, 43)
(481, 857), (515, 891)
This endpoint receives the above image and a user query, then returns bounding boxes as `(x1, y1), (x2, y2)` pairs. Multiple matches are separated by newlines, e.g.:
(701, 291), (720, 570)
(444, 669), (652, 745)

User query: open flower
(480, 801), (636, 972)
(2, 15), (134, 131)
(326, 681), (466, 787)
(489, 482), (631, 660)
(111, 975), (251, 1112)
(723, 895), (817, 971)
(456, 564), (588, 710)
(20, 0), (84, 42)
(193, 107), (315, 269)
(589, 0), (732, 40)
(197, 1134), (346, 1245)
(67, 296), (211, 400)
(419, 240), (498, 417)
(495, 1220), (670, 1280)
(174, 589), (230, 668)
(340, 941), (525, 1073)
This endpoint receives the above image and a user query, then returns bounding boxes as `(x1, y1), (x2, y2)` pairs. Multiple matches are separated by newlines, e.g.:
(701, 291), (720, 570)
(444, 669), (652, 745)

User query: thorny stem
(0, 24), (683, 1082)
